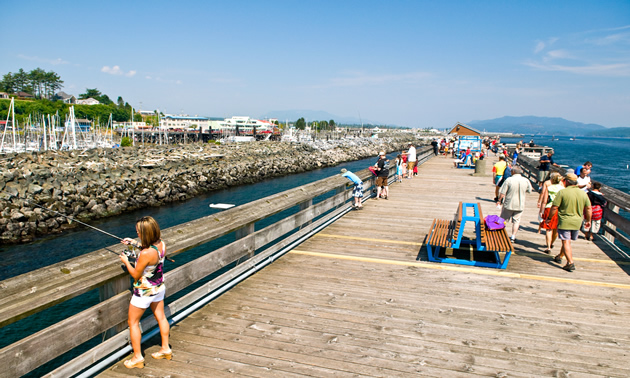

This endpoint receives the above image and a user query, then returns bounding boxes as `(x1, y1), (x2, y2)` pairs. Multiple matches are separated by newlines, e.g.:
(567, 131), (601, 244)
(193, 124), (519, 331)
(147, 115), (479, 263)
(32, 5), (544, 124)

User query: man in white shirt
(498, 166), (532, 242)
(406, 143), (417, 179)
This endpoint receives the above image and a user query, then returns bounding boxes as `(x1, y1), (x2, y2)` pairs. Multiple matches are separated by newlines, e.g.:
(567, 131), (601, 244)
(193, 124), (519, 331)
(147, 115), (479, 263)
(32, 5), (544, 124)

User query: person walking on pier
(538, 151), (559, 188)
(406, 143), (416, 179)
(492, 155), (507, 201)
(546, 173), (592, 272)
(120, 216), (172, 369)
(374, 151), (390, 199)
(497, 166), (532, 242)
(341, 168), (364, 209)
(539, 172), (564, 253)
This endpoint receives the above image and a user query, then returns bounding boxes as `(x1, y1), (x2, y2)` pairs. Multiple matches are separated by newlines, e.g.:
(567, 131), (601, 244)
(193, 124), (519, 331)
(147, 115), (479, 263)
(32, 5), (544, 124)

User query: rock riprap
(0, 136), (427, 243)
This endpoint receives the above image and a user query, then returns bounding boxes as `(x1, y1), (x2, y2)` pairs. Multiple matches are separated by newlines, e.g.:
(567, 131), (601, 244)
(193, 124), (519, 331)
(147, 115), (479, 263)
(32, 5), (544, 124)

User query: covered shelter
(449, 122), (482, 137)
(449, 122), (483, 159)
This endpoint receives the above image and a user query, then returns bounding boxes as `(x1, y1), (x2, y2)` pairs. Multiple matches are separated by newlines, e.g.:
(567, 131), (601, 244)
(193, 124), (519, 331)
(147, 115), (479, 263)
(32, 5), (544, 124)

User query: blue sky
(1, 1), (629, 128)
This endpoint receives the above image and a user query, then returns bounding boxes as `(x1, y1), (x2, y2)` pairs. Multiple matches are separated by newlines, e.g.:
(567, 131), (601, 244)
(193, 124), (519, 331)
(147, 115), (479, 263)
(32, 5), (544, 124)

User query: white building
(76, 98), (100, 105)
(205, 116), (274, 134)
(161, 114), (210, 131)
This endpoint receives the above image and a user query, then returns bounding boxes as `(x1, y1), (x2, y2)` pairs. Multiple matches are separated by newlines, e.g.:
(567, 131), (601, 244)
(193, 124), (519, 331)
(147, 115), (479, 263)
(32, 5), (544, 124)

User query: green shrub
(121, 137), (132, 147)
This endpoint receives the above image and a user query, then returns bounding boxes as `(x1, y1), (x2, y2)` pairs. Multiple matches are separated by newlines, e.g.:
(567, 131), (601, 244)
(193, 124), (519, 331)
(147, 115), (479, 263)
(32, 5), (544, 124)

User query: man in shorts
(374, 151), (390, 199)
(538, 151), (559, 187)
(546, 173), (592, 272)
(497, 166), (532, 242)
(340, 168), (364, 209)
(406, 143), (416, 179)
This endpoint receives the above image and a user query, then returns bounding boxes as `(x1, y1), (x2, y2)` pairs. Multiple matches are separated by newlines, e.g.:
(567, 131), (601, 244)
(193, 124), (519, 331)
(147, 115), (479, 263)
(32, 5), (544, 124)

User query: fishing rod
(23, 199), (174, 262)
(25, 199), (125, 243)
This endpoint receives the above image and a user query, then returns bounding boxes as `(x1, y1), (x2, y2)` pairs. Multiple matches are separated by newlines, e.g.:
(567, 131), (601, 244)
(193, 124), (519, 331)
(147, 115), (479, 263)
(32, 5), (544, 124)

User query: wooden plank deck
(100, 155), (630, 377)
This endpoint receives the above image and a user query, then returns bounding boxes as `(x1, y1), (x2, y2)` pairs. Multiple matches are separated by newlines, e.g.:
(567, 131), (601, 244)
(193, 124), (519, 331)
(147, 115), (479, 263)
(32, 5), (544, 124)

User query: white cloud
(586, 31), (630, 46)
(17, 54), (69, 65)
(101, 65), (136, 77)
(542, 49), (575, 62)
(534, 38), (559, 54)
(525, 62), (630, 77)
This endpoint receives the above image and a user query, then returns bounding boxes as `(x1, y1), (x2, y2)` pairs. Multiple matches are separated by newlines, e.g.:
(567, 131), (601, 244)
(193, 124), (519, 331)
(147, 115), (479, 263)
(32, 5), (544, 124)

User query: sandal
(151, 350), (173, 360)
(124, 358), (145, 369)
(543, 248), (551, 254)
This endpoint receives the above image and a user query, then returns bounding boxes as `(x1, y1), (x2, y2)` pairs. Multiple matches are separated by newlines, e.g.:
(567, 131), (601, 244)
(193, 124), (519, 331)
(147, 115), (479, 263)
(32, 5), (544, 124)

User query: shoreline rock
(0, 135), (430, 244)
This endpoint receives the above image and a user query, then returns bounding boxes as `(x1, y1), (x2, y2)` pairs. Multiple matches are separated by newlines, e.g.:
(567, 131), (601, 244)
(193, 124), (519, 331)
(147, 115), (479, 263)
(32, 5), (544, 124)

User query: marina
(1, 147), (629, 377)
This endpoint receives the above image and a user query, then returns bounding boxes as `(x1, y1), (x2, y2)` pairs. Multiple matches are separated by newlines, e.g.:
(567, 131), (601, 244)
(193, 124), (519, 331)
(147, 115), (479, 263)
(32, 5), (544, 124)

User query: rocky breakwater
(0, 135), (426, 243)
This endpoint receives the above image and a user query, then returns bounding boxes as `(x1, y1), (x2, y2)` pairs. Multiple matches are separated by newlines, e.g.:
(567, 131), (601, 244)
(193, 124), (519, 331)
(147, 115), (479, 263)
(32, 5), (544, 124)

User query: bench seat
(423, 202), (513, 269)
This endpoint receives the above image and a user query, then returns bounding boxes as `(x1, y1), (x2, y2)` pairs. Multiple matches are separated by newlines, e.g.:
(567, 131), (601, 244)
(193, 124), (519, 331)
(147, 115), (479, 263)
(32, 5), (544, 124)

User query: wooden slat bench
(423, 202), (513, 269)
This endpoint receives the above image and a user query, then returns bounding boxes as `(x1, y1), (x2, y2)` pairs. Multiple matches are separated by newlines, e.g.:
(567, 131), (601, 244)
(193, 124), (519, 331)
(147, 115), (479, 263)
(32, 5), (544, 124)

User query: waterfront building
(64, 118), (92, 132)
(161, 114), (210, 131)
(205, 116), (274, 134)
(113, 121), (148, 130)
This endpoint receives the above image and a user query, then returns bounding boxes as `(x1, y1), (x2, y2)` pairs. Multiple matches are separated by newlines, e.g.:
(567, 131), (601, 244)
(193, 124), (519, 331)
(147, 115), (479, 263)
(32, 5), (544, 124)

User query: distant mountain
(467, 116), (607, 136)
(586, 127), (630, 138)
(259, 109), (379, 125)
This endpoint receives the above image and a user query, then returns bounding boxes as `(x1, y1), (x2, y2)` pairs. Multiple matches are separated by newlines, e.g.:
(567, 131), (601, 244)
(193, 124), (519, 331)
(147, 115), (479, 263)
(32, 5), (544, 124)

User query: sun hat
(379, 151), (385, 156)
(340, 168), (347, 173)
(564, 173), (578, 181)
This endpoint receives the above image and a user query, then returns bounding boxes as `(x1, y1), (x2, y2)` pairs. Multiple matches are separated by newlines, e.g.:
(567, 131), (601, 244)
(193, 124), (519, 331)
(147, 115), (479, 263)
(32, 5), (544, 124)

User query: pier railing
(518, 154), (630, 253)
(0, 146), (433, 377)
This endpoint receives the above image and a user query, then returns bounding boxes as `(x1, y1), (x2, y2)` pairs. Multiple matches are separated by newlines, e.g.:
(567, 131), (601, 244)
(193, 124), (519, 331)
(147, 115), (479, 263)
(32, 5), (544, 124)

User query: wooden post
(603, 204), (619, 244)
(99, 276), (130, 340)
(236, 222), (255, 259)
(336, 185), (346, 209)
(299, 199), (313, 229)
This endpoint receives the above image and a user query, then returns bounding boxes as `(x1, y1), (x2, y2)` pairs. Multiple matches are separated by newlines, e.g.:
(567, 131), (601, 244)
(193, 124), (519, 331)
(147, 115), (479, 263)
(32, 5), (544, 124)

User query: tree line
(0, 68), (122, 105)
(0, 68), (63, 99)
(295, 117), (337, 131)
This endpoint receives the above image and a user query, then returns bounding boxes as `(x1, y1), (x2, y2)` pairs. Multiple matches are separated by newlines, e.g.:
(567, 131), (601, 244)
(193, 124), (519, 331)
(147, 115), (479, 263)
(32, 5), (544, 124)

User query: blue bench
(456, 155), (475, 169)
(423, 202), (513, 269)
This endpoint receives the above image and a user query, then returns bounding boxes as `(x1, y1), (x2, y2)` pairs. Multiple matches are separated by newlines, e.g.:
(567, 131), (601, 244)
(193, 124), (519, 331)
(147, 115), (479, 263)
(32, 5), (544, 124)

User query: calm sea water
(502, 135), (630, 193)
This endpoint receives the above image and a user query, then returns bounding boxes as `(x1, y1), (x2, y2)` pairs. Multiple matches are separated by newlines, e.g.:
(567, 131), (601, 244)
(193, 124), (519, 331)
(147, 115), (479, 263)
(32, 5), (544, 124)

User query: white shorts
(130, 287), (165, 309)
(582, 219), (601, 234)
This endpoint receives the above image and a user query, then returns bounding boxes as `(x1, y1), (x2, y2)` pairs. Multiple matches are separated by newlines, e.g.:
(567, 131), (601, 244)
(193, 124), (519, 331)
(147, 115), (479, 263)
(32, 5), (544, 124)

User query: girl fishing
(120, 216), (172, 369)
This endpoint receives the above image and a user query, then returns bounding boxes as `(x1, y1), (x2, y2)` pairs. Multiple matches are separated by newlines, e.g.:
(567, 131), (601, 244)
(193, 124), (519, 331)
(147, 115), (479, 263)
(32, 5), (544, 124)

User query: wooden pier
(99, 154), (630, 377)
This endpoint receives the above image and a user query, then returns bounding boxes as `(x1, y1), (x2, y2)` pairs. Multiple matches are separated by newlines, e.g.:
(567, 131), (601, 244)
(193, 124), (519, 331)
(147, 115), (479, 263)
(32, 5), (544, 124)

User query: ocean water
(502, 135), (630, 194)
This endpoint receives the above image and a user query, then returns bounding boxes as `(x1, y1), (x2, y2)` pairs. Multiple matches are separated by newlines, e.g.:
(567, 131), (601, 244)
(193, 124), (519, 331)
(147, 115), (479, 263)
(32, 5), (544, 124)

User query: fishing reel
(120, 245), (137, 273)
